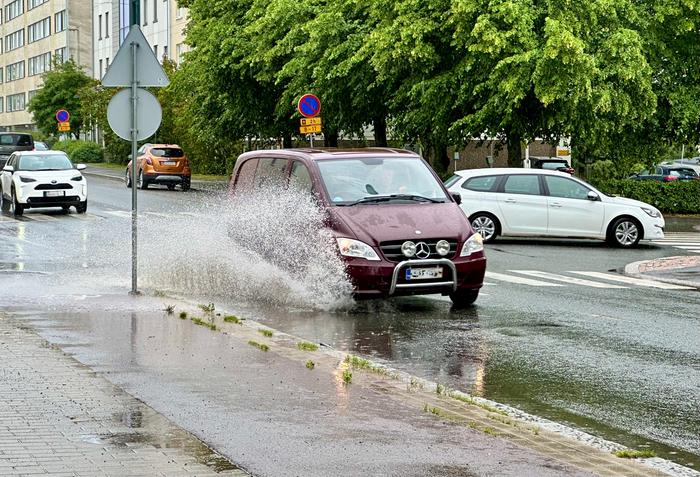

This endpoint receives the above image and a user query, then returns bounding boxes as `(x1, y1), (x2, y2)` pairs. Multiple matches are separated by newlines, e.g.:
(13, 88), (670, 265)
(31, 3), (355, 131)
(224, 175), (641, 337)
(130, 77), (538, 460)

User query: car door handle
(550, 202), (563, 208)
(504, 198), (516, 203)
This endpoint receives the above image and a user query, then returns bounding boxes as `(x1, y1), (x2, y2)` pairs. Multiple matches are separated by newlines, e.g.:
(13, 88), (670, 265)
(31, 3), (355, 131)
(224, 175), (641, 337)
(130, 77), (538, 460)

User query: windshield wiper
(34, 168), (66, 171)
(343, 194), (442, 206)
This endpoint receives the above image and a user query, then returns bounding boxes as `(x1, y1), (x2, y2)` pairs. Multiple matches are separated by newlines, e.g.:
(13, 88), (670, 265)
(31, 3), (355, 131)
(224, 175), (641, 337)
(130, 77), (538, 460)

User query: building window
(153, 45), (158, 59)
(0, 69), (3, 84)
(55, 47), (66, 64)
(153, 0), (157, 22)
(0, 98), (4, 113)
(99, 59), (103, 78)
(105, 11), (109, 37)
(4, 0), (23, 22)
(28, 17), (51, 43)
(55, 10), (66, 32)
(5, 29), (24, 52)
(163, 45), (168, 60)
(6, 61), (25, 81)
(142, 0), (147, 25)
(98, 14), (102, 39)
(28, 0), (48, 9)
(176, 7), (185, 19)
(176, 43), (183, 64)
(29, 52), (51, 76)
(28, 89), (39, 102)
(7, 93), (26, 112)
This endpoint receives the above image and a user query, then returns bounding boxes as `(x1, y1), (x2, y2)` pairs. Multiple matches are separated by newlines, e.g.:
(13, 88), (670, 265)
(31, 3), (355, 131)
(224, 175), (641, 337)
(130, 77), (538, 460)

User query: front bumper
(143, 172), (190, 184)
(642, 217), (665, 241)
(16, 182), (87, 207)
(346, 254), (487, 297)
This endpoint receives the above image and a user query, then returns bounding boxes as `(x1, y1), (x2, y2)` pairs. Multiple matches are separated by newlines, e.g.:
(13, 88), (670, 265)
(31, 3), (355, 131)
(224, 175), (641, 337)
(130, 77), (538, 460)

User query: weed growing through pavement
(344, 354), (394, 377)
(423, 404), (442, 416)
(154, 290), (167, 297)
(408, 377), (424, 392)
(191, 316), (217, 331)
(163, 305), (175, 315)
(179, 311), (188, 320)
(448, 391), (509, 416)
(248, 340), (269, 352)
(614, 449), (656, 459)
(198, 303), (216, 314)
(482, 427), (498, 436)
(436, 383), (445, 395)
(258, 328), (273, 338)
(223, 315), (243, 324)
(305, 360), (315, 370)
(297, 341), (319, 352)
(342, 369), (352, 384)
(532, 427), (540, 436)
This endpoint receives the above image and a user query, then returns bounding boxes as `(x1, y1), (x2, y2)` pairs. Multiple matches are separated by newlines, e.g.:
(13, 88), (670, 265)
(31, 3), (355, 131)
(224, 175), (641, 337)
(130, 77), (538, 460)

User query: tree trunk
(325, 130), (338, 147)
(373, 116), (387, 147)
(506, 132), (523, 167)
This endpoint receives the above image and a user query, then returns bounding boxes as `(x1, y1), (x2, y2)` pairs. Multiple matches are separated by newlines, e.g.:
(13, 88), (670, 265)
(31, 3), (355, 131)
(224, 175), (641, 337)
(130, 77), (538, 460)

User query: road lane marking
(570, 271), (694, 290)
(510, 270), (627, 288)
(485, 271), (563, 287)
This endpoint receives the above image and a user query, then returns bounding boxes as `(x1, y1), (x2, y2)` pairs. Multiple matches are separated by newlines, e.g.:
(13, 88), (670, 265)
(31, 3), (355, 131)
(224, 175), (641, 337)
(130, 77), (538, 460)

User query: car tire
(167, 184), (176, 191)
(125, 169), (132, 188)
(469, 213), (499, 243)
(11, 188), (23, 217)
(138, 170), (148, 190)
(62, 205), (71, 213)
(0, 189), (9, 213)
(608, 217), (642, 248)
(76, 201), (87, 214)
(182, 178), (191, 191)
(449, 289), (479, 308)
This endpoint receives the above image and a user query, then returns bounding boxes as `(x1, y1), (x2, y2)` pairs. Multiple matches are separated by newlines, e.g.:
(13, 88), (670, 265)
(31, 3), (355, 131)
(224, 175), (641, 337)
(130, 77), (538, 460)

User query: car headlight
(460, 233), (484, 257)
(641, 207), (661, 218)
(71, 175), (83, 181)
(19, 176), (36, 183)
(401, 241), (416, 257)
(336, 238), (380, 261)
(436, 239), (450, 256)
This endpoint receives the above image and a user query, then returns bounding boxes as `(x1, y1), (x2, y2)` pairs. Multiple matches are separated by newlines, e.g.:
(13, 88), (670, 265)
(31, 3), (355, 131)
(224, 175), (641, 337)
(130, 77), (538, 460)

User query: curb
(624, 259), (700, 289)
(83, 170), (227, 192)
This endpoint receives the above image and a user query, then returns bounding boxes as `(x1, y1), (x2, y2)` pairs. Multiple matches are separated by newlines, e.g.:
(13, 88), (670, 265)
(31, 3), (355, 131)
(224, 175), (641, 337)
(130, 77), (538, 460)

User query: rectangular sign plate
(300, 117), (322, 126)
(44, 191), (65, 197)
(161, 161), (176, 166)
(300, 125), (322, 134)
(405, 267), (443, 280)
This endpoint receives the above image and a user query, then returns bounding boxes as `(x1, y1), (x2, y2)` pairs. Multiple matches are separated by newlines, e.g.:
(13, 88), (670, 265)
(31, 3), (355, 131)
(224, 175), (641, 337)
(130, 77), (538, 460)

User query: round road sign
(55, 109), (70, 122)
(297, 94), (321, 118)
(106, 88), (162, 141)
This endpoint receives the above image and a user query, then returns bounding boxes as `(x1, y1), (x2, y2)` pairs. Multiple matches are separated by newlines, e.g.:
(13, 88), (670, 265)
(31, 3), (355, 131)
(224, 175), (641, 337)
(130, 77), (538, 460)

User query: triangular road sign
(102, 25), (170, 87)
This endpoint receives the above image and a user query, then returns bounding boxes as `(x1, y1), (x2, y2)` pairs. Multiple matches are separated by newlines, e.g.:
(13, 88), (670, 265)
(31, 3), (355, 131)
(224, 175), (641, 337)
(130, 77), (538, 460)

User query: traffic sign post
(55, 109), (70, 122)
(297, 94), (322, 146)
(102, 24), (169, 296)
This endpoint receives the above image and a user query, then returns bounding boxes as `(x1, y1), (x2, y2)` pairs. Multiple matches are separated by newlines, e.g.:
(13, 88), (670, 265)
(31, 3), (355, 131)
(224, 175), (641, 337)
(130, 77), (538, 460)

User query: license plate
(161, 160), (176, 166)
(44, 191), (65, 197)
(405, 267), (443, 280)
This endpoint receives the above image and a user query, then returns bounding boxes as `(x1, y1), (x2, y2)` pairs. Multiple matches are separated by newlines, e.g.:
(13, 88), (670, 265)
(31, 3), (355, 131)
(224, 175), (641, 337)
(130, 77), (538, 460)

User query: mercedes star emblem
(415, 242), (430, 259)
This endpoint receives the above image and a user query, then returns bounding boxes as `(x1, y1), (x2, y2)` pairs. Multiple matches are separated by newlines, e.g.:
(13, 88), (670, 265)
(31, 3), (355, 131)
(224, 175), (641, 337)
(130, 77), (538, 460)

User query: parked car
(126, 144), (191, 190)
(228, 148), (487, 306)
(445, 168), (665, 247)
(0, 151), (87, 216)
(662, 160), (700, 175)
(532, 157), (575, 175)
(0, 132), (34, 170)
(33, 141), (50, 151)
(629, 165), (699, 181)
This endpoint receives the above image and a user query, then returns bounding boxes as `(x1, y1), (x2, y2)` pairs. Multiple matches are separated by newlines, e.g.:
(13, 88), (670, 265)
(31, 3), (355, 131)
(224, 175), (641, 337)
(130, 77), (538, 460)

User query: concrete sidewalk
(625, 255), (700, 289)
(83, 165), (228, 192)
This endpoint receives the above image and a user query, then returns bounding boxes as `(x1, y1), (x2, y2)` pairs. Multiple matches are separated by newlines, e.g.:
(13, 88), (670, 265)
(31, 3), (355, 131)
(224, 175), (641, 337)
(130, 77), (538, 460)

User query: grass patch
(297, 341), (319, 352)
(154, 289), (167, 297)
(191, 317), (217, 331)
(179, 311), (188, 320)
(344, 354), (393, 376)
(342, 369), (352, 384)
(423, 404), (443, 416)
(248, 340), (269, 352)
(482, 427), (498, 436)
(305, 360), (315, 370)
(191, 173), (230, 182)
(448, 391), (508, 416)
(198, 303), (216, 314)
(436, 383), (445, 395)
(163, 305), (175, 315)
(223, 315), (242, 324)
(258, 328), (273, 338)
(91, 162), (125, 170)
(614, 449), (656, 459)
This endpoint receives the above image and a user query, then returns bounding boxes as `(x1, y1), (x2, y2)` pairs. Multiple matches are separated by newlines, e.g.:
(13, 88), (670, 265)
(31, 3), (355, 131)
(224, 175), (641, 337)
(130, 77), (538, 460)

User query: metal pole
(130, 38), (140, 295)
(681, 144), (685, 163)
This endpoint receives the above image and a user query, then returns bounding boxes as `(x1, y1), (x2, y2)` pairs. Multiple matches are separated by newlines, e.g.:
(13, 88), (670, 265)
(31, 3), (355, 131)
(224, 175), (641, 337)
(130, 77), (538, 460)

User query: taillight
(663, 176), (678, 181)
(146, 158), (153, 165)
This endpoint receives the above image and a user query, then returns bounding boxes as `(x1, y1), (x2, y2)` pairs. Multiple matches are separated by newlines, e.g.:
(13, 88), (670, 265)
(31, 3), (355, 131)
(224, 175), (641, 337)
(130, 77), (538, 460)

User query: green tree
(27, 59), (94, 138)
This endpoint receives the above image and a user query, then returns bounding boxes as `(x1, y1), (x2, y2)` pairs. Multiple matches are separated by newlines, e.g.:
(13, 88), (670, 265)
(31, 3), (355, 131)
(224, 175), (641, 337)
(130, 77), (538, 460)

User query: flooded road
(1, 175), (699, 472)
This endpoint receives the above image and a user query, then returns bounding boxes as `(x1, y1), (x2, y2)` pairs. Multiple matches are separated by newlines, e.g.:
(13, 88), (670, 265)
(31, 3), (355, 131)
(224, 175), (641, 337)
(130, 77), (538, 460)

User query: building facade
(0, 0), (92, 131)
(93, 0), (189, 81)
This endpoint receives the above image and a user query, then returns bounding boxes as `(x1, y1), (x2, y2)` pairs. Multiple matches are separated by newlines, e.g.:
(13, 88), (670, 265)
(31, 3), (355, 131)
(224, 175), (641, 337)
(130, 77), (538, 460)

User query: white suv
(445, 168), (664, 247)
(0, 151), (87, 216)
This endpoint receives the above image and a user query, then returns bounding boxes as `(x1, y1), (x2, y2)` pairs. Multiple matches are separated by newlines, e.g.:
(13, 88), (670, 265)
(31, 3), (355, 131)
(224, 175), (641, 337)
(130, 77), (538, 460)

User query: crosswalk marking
(570, 271), (694, 290)
(653, 232), (700, 254)
(486, 271), (563, 287)
(510, 270), (628, 289)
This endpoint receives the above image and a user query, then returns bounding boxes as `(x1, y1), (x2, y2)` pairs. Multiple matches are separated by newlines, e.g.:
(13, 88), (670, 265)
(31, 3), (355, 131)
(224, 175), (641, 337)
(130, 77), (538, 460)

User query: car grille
(35, 183), (73, 190)
(380, 239), (458, 262)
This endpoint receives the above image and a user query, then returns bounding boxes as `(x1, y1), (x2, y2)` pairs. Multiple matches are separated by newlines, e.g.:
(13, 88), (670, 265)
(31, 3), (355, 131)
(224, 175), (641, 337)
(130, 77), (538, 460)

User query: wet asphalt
(1, 174), (699, 472)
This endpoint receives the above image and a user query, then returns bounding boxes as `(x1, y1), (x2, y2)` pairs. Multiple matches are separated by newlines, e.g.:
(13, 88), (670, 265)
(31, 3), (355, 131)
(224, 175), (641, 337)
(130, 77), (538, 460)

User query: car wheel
(62, 205), (71, 213)
(76, 201), (87, 214)
(125, 169), (132, 188)
(469, 213), (499, 243)
(0, 189), (9, 213)
(138, 170), (148, 190)
(182, 178), (191, 191)
(11, 188), (24, 217)
(167, 184), (176, 191)
(449, 289), (479, 308)
(608, 217), (641, 248)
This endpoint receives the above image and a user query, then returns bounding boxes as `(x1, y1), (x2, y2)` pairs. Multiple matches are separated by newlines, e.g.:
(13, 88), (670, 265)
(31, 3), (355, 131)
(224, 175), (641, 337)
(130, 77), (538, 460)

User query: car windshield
(17, 154), (73, 171)
(150, 148), (184, 157)
(34, 141), (49, 151)
(443, 174), (462, 188)
(0, 134), (32, 146)
(317, 157), (448, 205)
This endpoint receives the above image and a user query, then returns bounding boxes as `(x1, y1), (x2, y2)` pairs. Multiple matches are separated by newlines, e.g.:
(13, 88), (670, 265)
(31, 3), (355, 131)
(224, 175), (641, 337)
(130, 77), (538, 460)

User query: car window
(463, 175), (499, 192)
(234, 158), (258, 193)
(0, 134), (32, 146)
(17, 154), (72, 171)
(150, 148), (184, 157)
(539, 161), (567, 170)
(254, 158), (288, 189)
(444, 174), (462, 188)
(502, 175), (540, 195)
(669, 170), (681, 177)
(289, 161), (312, 192)
(544, 176), (590, 200)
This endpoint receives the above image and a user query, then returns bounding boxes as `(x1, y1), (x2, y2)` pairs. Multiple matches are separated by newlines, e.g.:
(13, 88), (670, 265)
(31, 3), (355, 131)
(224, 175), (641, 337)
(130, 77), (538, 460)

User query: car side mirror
(451, 192), (462, 205)
(76, 164), (86, 171)
(587, 191), (600, 201)
(127, 154), (132, 160)
(2, 165), (14, 173)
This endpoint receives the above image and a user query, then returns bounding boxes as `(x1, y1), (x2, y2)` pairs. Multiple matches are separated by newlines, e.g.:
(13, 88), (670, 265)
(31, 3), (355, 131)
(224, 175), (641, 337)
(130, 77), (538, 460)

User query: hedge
(52, 140), (104, 163)
(596, 179), (700, 214)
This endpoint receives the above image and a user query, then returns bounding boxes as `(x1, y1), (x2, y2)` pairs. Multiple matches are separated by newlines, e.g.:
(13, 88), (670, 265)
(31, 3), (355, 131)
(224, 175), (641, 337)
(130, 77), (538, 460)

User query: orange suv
(126, 144), (191, 191)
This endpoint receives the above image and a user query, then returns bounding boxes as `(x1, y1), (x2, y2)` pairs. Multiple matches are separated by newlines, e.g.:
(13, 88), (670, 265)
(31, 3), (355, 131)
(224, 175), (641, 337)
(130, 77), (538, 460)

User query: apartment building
(93, 0), (189, 81)
(0, 0), (92, 131)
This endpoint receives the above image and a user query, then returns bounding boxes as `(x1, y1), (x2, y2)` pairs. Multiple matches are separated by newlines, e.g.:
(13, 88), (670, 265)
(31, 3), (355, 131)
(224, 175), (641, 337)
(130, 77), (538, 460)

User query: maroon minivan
(228, 148), (486, 307)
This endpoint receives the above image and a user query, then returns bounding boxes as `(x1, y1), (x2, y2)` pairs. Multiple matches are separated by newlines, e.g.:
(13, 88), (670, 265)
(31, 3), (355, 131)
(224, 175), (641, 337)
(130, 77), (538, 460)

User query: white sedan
(445, 168), (665, 247)
(0, 151), (87, 216)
